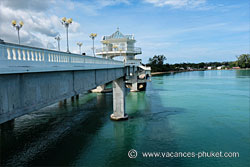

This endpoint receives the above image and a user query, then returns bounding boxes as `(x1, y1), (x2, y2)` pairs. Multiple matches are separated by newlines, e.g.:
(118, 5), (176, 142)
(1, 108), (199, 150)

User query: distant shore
(151, 68), (250, 76)
(151, 69), (205, 76)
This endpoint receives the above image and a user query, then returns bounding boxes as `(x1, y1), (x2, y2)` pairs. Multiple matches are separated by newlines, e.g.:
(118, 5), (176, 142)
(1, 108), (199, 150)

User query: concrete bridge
(0, 40), (133, 124)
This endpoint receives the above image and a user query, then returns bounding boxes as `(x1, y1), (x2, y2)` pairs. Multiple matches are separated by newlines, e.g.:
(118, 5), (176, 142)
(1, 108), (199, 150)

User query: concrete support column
(110, 77), (128, 121)
(131, 74), (138, 92)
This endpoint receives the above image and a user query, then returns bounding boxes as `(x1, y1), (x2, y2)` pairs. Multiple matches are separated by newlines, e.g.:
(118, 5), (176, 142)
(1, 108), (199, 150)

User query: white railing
(96, 47), (141, 54)
(125, 59), (142, 66)
(139, 65), (151, 71)
(0, 42), (124, 74)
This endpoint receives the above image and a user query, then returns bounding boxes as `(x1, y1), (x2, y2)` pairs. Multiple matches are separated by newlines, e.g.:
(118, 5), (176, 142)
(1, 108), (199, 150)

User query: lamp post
(112, 45), (118, 52)
(61, 17), (72, 52)
(12, 20), (23, 44)
(112, 45), (118, 57)
(89, 33), (97, 57)
(102, 40), (109, 59)
(103, 40), (109, 52)
(55, 35), (61, 51)
(77, 42), (83, 54)
(119, 48), (122, 57)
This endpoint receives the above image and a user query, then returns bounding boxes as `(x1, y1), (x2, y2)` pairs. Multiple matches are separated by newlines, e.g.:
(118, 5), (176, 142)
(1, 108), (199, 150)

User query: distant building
(95, 28), (151, 91)
(217, 66), (222, 70)
(96, 28), (141, 60)
(232, 67), (241, 69)
(207, 66), (212, 70)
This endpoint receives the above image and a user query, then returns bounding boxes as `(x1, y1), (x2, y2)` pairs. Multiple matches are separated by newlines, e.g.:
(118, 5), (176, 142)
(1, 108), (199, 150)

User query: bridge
(0, 40), (137, 124)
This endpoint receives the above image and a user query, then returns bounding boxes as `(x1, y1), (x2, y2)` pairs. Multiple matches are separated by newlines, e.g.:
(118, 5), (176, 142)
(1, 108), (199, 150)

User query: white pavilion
(95, 28), (151, 91)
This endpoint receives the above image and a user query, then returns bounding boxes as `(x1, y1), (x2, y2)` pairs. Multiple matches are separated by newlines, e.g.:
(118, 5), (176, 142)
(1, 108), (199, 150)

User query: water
(0, 70), (249, 167)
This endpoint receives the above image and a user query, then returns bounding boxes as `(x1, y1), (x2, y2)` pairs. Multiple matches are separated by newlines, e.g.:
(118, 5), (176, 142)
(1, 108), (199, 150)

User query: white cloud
(144, 0), (206, 9)
(0, 0), (82, 48)
(0, 0), (55, 12)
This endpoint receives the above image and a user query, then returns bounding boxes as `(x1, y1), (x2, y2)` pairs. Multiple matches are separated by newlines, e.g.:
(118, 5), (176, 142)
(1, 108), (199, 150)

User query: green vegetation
(147, 54), (250, 72)
(236, 54), (250, 68)
(148, 55), (167, 72)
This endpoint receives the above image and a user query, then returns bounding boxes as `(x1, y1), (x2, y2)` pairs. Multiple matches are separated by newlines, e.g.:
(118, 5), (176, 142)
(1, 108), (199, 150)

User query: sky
(0, 0), (249, 63)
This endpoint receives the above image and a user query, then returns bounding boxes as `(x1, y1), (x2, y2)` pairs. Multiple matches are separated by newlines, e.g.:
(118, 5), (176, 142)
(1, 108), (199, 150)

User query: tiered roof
(103, 28), (134, 40)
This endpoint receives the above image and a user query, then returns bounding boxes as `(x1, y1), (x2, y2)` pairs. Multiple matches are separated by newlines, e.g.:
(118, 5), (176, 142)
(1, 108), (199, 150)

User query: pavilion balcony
(96, 47), (142, 55)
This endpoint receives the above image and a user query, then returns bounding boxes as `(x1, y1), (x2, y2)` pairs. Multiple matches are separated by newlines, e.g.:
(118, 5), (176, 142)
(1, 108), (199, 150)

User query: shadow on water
(0, 93), (113, 166)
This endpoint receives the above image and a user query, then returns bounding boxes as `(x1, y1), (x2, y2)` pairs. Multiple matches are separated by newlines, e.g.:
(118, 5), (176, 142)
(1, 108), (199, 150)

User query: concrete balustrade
(0, 42), (124, 74)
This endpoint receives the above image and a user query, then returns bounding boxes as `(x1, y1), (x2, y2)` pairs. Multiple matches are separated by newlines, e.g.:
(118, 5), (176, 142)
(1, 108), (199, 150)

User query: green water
(0, 70), (249, 167)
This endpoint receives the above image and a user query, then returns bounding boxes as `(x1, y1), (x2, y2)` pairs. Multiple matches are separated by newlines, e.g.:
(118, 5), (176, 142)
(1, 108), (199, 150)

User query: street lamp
(89, 33), (97, 57)
(55, 35), (61, 51)
(102, 40), (109, 59)
(103, 40), (109, 51)
(112, 45), (118, 51)
(119, 48), (123, 57)
(113, 45), (118, 56)
(77, 42), (83, 54)
(12, 20), (23, 44)
(61, 17), (72, 52)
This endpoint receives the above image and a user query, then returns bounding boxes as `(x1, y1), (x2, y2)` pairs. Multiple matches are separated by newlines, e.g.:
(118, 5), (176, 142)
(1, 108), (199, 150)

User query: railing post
(44, 50), (47, 62)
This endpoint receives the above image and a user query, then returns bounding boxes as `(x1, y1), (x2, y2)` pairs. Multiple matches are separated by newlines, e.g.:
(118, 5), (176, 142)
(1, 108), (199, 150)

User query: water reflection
(236, 69), (250, 78)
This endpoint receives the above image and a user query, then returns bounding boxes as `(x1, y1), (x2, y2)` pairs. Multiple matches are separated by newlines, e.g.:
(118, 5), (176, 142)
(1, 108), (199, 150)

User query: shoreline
(151, 69), (205, 76)
(151, 68), (250, 76)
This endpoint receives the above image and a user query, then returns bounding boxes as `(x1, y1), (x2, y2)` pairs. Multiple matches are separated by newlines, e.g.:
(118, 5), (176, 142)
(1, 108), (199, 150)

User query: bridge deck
(0, 42), (127, 124)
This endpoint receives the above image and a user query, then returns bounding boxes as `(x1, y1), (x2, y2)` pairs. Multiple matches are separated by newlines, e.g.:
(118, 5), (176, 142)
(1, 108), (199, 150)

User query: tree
(148, 55), (166, 65)
(198, 62), (205, 69)
(236, 54), (250, 68)
(229, 61), (237, 68)
(148, 55), (167, 72)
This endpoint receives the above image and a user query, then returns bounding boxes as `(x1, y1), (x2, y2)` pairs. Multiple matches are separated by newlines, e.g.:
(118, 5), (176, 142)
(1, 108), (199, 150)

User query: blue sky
(0, 0), (249, 63)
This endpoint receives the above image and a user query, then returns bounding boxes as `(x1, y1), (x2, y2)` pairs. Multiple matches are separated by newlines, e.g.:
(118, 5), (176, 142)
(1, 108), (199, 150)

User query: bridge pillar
(131, 75), (138, 92)
(110, 77), (128, 121)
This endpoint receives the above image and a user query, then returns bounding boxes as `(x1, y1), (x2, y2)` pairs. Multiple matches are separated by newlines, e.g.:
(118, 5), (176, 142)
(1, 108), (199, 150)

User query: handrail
(96, 47), (141, 53)
(0, 42), (124, 65)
